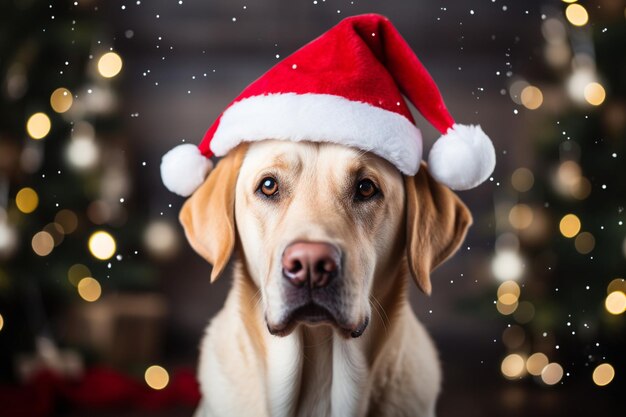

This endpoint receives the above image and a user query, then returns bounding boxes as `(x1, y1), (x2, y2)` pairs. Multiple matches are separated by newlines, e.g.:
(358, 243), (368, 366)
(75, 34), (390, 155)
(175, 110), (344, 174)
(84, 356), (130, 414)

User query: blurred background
(1, 0), (625, 416)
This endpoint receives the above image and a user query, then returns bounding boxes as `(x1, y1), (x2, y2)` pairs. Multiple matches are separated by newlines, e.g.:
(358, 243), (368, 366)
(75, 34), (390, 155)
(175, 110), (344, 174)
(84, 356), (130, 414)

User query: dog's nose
(282, 242), (340, 288)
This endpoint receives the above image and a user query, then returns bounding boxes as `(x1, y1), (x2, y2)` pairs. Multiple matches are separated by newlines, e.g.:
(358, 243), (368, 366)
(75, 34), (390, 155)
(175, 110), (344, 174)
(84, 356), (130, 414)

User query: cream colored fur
(182, 141), (472, 417)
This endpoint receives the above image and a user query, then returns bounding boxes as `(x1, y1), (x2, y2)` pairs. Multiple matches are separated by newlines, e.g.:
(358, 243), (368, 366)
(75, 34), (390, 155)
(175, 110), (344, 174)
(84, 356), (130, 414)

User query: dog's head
(180, 140), (471, 338)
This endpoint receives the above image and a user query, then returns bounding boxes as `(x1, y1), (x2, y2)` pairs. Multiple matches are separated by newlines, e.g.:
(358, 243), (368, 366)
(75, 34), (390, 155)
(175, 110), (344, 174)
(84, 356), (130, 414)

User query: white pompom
(160, 144), (213, 197)
(427, 124), (496, 190)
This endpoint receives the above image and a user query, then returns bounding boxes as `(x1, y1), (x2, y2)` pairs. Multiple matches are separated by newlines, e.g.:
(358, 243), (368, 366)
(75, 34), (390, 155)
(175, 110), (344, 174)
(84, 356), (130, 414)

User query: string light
(26, 112), (51, 139)
(526, 353), (549, 376)
(77, 277), (101, 302)
(520, 86), (543, 110)
(592, 363), (615, 386)
(88, 231), (116, 260)
(565, 4), (588, 26)
(97, 52), (123, 78)
(501, 354), (526, 379)
(145, 365), (169, 390)
(559, 214), (581, 238)
(15, 187), (39, 213)
(50, 87), (73, 113)
(541, 363), (564, 385)
(583, 82), (606, 106)
(32, 231), (54, 256)
(605, 291), (626, 315)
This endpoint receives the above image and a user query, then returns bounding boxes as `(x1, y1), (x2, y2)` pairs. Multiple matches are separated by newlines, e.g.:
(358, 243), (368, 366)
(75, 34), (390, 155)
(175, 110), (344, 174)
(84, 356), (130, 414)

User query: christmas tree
(493, 0), (625, 391)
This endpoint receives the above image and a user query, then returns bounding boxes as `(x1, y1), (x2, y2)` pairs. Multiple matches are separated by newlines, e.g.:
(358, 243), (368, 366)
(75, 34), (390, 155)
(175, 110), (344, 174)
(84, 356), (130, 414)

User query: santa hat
(161, 13), (495, 196)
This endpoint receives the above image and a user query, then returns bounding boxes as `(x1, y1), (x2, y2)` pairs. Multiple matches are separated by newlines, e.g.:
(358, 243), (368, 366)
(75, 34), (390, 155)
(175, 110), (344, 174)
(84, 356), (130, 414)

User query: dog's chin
(266, 303), (369, 339)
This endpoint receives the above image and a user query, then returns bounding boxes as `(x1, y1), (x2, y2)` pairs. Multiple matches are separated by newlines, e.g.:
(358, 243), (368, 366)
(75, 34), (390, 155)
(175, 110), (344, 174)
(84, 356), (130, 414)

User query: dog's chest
(266, 327), (366, 417)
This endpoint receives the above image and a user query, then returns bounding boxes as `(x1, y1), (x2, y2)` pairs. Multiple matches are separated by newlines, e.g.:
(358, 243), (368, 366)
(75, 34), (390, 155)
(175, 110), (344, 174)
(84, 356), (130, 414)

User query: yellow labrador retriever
(180, 139), (471, 417)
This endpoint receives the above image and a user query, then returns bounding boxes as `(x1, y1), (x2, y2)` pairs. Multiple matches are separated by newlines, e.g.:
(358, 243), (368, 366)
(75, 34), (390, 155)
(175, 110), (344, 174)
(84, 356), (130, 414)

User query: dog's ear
(179, 144), (249, 282)
(404, 163), (472, 295)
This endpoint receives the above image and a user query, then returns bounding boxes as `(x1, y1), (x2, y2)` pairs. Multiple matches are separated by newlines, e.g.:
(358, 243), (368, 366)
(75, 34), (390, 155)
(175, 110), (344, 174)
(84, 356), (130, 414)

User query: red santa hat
(161, 13), (495, 196)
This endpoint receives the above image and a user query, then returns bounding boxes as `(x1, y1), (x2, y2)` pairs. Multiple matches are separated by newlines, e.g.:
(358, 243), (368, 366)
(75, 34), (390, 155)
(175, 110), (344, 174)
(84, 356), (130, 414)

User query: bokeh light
(31, 231), (54, 256)
(144, 220), (180, 259)
(541, 363), (564, 385)
(50, 87), (73, 113)
(607, 278), (626, 294)
(559, 214), (581, 238)
(97, 52), (123, 78)
(511, 167), (534, 192)
(502, 325), (525, 350)
(574, 232), (595, 254)
(571, 177), (592, 200)
(497, 299), (519, 315)
(145, 365), (169, 390)
(0, 313), (4, 332)
(498, 280), (521, 299)
(513, 301), (535, 324)
(565, 4), (588, 26)
(43, 222), (64, 247)
(584, 82), (606, 106)
(605, 291), (626, 315)
(26, 112), (51, 139)
(501, 354), (526, 379)
(592, 363), (615, 387)
(526, 353), (549, 376)
(509, 204), (534, 230)
(68, 264), (91, 287)
(88, 231), (116, 260)
(15, 187), (39, 214)
(66, 137), (99, 170)
(77, 277), (102, 302)
(492, 250), (524, 281)
(55, 209), (78, 234)
(520, 86), (543, 110)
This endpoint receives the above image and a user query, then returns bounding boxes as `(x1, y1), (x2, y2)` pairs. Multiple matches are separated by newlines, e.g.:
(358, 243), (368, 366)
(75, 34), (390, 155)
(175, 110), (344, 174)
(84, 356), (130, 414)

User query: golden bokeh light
(15, 187), (39, 214)
(501, 354), (526, 379)
(77, 277), (102, 302)
(574, 232), (595, 254)
(520, 86), (543, 110)
(511, 168), (534, 192)
(50, 87), (73, 113)
(68, 264), (91, 287)
(498, 280), (521, 299)
(492, 250), (524, 281)
(55, 209), (78, 234)
(497, 299), (519, 315)
(558, 161), (581, 188)
(561, 0), (578, 3)
(145, 365), (169, 390)
(509, 204), (534, 230)
(26, 112), (51, 140)
(541, 363), (564, 385)
(97, 52), (123, 78)
(43, 222), (64, 247)
(605, 291), (626, 315)
(607, 278), (626, 294)
(592, 363), (615, 387)
(0, 313), (4, 332)
(559, 214), (581, 238)
(565, 4), (589, 26)
(32, 231), (54, 256)
(584, 82), (606, 106)
(526, 353), (549, 376)
(88, 231), (116, 260)
(571, 177), (592, 200)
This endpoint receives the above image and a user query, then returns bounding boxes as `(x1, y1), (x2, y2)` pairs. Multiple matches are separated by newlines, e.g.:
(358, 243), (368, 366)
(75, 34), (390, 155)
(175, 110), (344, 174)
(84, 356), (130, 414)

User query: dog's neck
(232, 258), (409, 417)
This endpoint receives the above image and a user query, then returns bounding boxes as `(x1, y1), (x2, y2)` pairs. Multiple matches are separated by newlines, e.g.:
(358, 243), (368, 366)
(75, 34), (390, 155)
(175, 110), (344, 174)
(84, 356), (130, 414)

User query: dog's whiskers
(369, 295), (390, 334)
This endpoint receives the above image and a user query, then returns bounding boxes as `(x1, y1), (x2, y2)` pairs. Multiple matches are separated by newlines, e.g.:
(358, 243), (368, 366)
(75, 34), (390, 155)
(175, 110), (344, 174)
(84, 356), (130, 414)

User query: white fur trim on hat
(161, 143), (213, 197)
(427, 124), (495, 190)
(210, 93), (423, 176)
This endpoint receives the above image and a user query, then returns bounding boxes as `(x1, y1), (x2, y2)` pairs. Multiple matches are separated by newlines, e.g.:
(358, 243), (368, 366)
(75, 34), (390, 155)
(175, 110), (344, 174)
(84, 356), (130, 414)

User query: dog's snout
(282, 242), (340, 288)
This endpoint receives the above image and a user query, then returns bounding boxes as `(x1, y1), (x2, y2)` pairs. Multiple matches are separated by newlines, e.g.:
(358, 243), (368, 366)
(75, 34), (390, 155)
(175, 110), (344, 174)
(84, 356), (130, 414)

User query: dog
(180, 139), (472, 417)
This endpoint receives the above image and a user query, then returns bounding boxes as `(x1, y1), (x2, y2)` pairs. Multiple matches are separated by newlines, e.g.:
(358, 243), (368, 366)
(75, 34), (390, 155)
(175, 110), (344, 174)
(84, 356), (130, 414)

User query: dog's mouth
(267, 302), (369, 338)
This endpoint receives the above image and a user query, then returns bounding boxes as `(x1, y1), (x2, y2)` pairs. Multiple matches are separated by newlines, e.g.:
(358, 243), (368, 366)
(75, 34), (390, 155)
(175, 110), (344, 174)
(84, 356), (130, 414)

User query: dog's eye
(355, 179), (378, 201)
(259, 177), (279, 197)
